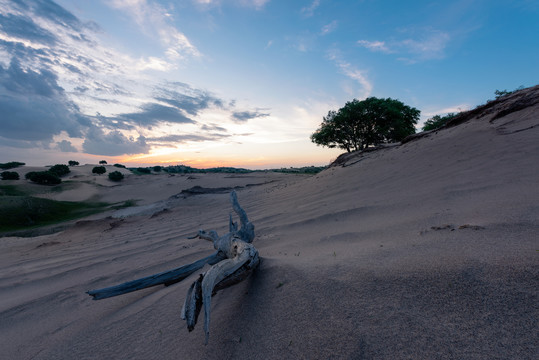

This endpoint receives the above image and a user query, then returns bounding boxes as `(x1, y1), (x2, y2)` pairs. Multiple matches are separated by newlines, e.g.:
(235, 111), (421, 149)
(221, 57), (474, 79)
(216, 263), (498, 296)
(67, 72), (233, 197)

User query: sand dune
(1, 86), (538, 359)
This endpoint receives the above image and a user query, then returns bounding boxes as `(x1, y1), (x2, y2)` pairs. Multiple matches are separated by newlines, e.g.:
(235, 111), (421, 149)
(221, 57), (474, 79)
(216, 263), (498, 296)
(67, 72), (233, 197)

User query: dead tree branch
(86, 191), (259, 344)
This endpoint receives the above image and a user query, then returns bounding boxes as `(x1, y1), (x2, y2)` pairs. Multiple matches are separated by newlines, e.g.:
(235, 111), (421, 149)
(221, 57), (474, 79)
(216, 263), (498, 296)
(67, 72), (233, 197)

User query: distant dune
(1, 86), (538, 359)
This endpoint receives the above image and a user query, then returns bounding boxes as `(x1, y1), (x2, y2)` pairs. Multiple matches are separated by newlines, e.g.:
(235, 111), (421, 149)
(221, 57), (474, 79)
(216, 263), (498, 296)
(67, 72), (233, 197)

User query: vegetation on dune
(48, 164), (70, 177)
(92, 166), (107, 175)
(0, 161), (25, 170)
(108, 171), (124, 182)
(1, 171), (20, 180)
(311, 97), (419, 153)
(114, 163), (126, 168)
(68, 160), (79, 166)
(422, 113), (457, 131)
(26, 171), (62, 185)
(99, 160), (108, 165)
(0, 196), (109, 232)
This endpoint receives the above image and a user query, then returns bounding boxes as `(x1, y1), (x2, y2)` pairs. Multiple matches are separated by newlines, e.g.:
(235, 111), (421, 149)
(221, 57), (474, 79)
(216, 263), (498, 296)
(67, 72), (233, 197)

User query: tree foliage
(108, 171), (124, 182)
(49, 164), (70, 177)
(311, 97), (419, 152)
(422, 113), (456, 131)
(92, 166), (107, 175)
(99, 160), (108, 165)
(0, 161), (25, 170)
(26, 171), (61, 185)
(68, 160), (79, 166)
(1, 171), (20, 180)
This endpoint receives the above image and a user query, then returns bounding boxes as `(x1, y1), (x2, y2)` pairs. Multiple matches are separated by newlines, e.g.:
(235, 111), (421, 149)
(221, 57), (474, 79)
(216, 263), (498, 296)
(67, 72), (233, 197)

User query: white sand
(0, 87), (538, 359)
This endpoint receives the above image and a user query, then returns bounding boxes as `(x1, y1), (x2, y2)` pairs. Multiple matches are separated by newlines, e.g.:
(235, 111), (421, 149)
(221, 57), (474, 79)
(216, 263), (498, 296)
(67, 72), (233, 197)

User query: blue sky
(0, 0), (538, 168)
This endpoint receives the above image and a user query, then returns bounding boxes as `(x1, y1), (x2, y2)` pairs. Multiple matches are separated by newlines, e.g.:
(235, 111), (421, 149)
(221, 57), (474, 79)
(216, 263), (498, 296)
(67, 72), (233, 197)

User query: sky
(0, 0), (538, 169)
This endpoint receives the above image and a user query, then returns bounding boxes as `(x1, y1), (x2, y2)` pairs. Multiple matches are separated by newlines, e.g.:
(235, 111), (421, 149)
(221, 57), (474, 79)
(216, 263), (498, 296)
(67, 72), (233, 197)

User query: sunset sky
(1, 0), (538, 169)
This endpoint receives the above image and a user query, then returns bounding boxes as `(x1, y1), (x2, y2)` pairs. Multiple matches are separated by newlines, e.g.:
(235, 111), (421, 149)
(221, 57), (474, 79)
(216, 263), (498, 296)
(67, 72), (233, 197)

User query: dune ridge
(0, 86), (538, 359)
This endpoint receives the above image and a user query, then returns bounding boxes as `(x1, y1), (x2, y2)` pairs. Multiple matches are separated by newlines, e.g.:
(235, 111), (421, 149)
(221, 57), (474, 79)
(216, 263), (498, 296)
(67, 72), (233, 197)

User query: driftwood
(87, 191), (259, 344)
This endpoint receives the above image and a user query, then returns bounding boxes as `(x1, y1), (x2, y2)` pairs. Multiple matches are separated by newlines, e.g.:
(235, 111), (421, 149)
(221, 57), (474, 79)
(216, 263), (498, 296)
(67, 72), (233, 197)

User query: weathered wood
(87, 190), (259, 345)
(180, 191), (259, 344)
(87, 251), (225, 300)
(180, 274), (203, 331)
(201, 241), (257, 344)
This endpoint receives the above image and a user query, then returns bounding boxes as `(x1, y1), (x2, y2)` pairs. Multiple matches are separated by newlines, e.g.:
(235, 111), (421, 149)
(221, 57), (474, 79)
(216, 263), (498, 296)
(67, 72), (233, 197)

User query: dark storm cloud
(231, 110), (270, 122)
(9, 0), (90, 34)
(0, 60), (87, 142)
(117, 103), (196, 127)
(82, 128), (149, 156)
(0, 13), (57, 45)
(57, 140), (78, 152)
(154, 83), (225, 116)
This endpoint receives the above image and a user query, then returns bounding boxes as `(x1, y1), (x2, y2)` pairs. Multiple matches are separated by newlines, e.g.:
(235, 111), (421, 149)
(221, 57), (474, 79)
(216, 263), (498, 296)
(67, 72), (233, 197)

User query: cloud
(0, 60), (87, 142)
(357, 29), (451, 63)
(201, 124), (227, 132)
(82, 128), (149, 156)
(109, 0), (200, 61)
(301, 0), (320, 17)
(57, 140), (78, 152)
(357, 40), (391, 53)
(117, 103), (196, 127)
(321, 20), (338, 35)
(154, 82), (225, 116)
(231, 110), (270, 123)
(147, 133), (229, 144)
(399, 30), (450, 61)
(327, 50), (372, 98)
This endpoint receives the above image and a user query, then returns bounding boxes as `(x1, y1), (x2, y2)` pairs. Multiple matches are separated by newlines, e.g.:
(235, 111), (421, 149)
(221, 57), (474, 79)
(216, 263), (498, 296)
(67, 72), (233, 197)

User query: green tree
(99, 160), (108, 165)
(153, 166), (162, 172)
(92, 166), (107, 175)
(422, 113), (456, 131)
(311, 97), (419, 152)
(68, 160), (79, 166)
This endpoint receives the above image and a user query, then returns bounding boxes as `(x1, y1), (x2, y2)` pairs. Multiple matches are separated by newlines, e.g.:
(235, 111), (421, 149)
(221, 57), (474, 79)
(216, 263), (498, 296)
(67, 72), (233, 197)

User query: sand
(1, 87), (538, 359)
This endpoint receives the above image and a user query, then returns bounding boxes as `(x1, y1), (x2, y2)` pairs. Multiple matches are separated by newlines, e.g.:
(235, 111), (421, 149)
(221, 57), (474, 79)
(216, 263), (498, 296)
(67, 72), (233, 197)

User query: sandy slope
(1, 87), (538, 359)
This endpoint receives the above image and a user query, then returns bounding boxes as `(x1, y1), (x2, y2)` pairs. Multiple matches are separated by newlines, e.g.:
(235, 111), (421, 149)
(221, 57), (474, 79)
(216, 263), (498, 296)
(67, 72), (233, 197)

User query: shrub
(0, 161), (25, 170)
(99, 160), (108, 165)
(108, 171), (124, 182)
(68, 160), (79, 166)
(114, 163), (126, 168)
(153, 166), (162, 172)
(49, 164), (70, 177)
(92, 166), (106, 175)
(1, 171), (20, 180)
(137, 167), (151, 174)
(422, 113), (456, 131)
(27, 171), (61, 185)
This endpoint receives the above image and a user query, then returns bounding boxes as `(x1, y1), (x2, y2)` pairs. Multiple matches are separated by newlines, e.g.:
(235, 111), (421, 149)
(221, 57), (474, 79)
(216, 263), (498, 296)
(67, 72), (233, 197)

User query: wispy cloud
(399, 30), (450, 62)
(109, 0), (200, 62)
(327, 50), (372, 98)
(193, 0), (269, 10)
(357, 40), (391, 53)
(321, 20), (338, 35)
(231, 110), (270, 123)
(357, 29), (451, 63)
(301, 0), (320, 17)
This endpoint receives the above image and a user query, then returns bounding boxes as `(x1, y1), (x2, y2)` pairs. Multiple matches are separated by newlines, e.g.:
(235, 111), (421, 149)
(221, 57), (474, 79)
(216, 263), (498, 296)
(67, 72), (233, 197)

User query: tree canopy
(311, 97), (420, 152)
